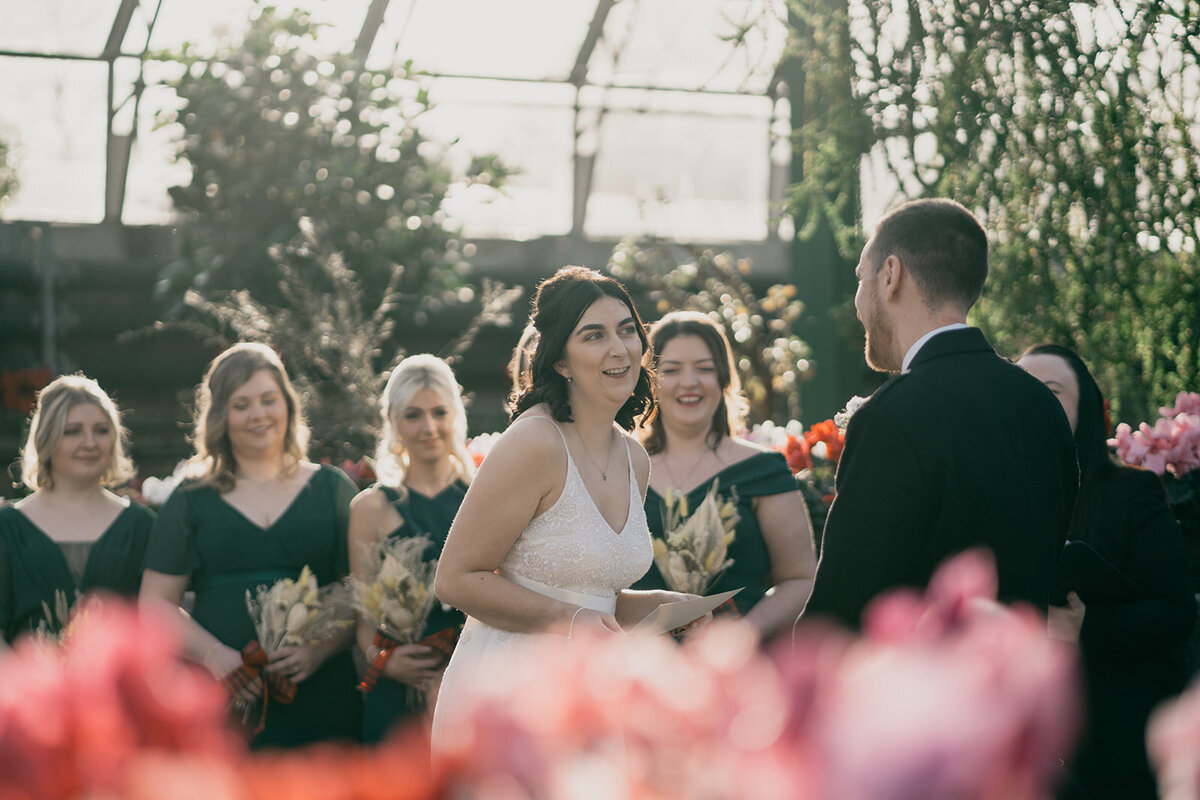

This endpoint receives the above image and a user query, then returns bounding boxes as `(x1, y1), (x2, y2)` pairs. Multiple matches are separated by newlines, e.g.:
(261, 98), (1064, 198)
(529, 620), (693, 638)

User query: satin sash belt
(498, 568), (617, 615)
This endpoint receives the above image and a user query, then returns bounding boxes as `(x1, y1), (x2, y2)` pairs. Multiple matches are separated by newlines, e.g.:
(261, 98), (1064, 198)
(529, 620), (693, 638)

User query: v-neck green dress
(362, 480), (467, 743)
(144, 465), (361, 748)
(0, 502), (154, 643)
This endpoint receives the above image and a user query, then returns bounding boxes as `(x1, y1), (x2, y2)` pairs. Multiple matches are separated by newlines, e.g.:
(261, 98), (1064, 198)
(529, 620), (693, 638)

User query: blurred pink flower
(1148, 677), (1200, 800)
(434, 551), (1079, 800)
(1150, 690), (1200, 800)
(1161, 391), (1200, 419)
(0, 597), (236, 800)
(1110, 396), (1200, 477)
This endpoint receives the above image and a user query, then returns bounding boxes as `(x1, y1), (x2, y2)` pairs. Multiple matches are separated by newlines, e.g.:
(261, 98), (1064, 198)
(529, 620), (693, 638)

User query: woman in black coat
(1020, 344), (1196, 800)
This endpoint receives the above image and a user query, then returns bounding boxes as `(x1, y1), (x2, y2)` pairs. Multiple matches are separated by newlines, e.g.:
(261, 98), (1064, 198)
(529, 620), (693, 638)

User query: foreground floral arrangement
(0, 551), (1089, 800)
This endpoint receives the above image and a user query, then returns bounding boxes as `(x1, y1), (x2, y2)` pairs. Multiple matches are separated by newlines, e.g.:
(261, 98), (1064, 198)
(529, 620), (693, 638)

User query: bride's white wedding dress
(431, 417), (653, 753)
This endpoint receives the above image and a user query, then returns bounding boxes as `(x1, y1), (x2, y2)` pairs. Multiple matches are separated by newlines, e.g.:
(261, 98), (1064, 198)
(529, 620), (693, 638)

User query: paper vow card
(629, 588), (742, 635)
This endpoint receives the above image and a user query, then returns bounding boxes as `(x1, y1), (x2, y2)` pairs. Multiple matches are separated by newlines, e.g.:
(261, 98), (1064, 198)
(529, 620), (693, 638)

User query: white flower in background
(141, 461), (188, 507)
(744, 419), (804, 448)
(834, 395), (869, 430)
(466, 431), (503, 464)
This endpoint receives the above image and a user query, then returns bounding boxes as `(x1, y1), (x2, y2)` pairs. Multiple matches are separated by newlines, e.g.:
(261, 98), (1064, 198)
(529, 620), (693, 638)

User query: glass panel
(121, 0), (152, 55)
(148, 0), (254, 54)
(149, 0), (369, 55)
(0, 0), (124, 57)
(367, 0), (593, 80)
(0, 58), (107, 222)
(122, 75), (189, 225)
(584, 89), (773, 241)
(421, 78), (575, 239)
(590, 0), (785, 93)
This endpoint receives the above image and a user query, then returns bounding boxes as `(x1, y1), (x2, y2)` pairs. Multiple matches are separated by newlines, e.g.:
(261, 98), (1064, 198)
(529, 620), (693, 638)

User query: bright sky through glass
(0, 0), (788, 243)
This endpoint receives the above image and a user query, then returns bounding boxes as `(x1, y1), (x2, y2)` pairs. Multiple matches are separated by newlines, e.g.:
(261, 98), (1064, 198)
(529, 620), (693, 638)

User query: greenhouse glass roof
(0, 0), (791, 243)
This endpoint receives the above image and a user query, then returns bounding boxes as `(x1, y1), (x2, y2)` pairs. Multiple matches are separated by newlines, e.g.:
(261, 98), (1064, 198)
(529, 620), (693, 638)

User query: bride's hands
(566, 607), (624, 639)
(660, 591), (714, 637)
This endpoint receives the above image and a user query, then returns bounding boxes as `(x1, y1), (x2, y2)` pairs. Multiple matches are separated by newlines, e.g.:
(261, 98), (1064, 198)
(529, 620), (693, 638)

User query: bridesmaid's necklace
(659, 442), (719, 491)
(237, 470), (283, 491)
(575, 428), (615, 482)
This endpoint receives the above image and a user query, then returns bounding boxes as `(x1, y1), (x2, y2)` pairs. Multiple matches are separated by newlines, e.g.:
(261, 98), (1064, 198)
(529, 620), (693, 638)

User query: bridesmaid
(0, 375), (153, 644)
(634, 311), (816, 640)
(348, 354), (473, 743)
(140, 342), (361, 748)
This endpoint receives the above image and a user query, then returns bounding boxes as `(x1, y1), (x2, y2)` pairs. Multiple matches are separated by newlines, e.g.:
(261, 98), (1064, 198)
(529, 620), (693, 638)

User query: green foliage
(0, 139), (18, 213)
(786, 0), (1200, 421)
(783, 0), (873, 257)
(608, 238), (813, 425)
(161, 221), (521, 461)
(155, 3), (509, 306)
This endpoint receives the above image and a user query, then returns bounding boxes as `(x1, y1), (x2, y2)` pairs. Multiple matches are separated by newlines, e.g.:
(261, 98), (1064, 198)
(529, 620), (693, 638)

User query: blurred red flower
(782, 434), (812, 473)
(0, 597), (236, 800)
(803, 420), (845, 464)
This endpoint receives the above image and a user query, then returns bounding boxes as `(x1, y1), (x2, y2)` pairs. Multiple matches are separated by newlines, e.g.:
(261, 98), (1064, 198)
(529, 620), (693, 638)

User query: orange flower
(782, 434), (812, 473)
(804, 419), (846, 463)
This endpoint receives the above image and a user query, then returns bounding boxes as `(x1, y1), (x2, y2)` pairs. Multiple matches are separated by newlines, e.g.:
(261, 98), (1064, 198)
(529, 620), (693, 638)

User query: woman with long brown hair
(635, 311), (816, 640)
(140, 342), (361, 748)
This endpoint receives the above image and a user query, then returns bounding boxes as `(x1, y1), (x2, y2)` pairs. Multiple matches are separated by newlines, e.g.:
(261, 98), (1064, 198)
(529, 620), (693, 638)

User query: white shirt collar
(901, 323), (970, 373)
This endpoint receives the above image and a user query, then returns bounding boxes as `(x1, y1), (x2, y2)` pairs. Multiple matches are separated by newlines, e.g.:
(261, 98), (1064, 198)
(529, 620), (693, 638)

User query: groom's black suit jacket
(802, 327), (1078, 629)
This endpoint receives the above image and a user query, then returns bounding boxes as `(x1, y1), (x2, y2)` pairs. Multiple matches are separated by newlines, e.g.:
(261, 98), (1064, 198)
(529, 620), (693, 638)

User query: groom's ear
(881, 254), (904, 301)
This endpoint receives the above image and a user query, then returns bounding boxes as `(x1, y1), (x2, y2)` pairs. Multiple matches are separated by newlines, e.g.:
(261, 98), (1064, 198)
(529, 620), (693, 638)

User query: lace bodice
(499, 419), (653, 599)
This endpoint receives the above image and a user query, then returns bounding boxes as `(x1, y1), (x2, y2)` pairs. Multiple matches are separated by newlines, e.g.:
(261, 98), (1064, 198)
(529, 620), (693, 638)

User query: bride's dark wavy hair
(509, 266), (656, 431)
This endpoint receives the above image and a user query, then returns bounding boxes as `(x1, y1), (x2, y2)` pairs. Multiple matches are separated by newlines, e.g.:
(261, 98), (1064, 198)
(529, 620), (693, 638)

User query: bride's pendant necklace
(576, 428), (615, 482)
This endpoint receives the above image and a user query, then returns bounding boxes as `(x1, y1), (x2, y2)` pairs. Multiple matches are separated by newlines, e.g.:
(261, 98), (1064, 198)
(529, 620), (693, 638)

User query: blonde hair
(189, 342), (308, 493)
(375, 354), (474, 492)
(19, 374), (135, 491)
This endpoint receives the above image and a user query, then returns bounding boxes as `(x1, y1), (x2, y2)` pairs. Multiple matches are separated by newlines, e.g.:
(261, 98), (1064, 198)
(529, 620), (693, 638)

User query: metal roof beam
(354, 0), (393, 62)
(102, 0), (140, 60)
(569, 0), (616, 87)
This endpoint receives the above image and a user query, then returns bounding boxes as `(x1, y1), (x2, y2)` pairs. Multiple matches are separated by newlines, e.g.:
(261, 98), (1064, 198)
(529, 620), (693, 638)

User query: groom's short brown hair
(871, 198), (988, 313)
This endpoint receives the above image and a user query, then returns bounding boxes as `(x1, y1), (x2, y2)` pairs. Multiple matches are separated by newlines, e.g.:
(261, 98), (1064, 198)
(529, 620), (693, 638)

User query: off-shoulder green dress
(633, 450), (801, 613)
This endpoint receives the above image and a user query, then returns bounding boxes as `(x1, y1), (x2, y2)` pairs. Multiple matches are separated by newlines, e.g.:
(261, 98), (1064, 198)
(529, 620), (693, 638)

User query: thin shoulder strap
(620, 428), (637, 482)
(512, 414), (570, 453)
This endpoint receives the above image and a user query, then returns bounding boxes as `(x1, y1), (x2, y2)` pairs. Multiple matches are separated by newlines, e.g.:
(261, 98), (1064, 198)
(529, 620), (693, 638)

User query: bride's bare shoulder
(486, 408), (564, 465)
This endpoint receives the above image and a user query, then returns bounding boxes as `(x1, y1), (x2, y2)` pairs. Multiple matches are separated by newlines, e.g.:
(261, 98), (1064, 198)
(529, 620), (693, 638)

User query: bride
(432, 266), (696, 751)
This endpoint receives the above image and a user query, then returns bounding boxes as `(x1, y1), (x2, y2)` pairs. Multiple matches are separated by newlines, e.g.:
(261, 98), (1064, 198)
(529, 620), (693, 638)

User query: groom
(799, 199), (1078, 630)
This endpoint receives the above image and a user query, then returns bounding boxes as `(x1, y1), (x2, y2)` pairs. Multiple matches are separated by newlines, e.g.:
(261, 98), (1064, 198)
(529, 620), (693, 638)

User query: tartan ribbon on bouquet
(712, 596), (741, 619)
(221, 640), (297, 734)
(347, 535), (442, 694)
(357, 626), (460, 693)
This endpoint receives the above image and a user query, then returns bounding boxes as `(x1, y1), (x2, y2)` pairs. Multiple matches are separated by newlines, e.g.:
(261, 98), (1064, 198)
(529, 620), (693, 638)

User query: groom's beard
(864, 304), (900, 374)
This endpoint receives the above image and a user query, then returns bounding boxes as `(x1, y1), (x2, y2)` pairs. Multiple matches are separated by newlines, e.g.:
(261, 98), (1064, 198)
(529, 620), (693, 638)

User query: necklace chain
(575, 428), (615, 482)
(237, 471), (283, 491)
(659, 447), (711, 491)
